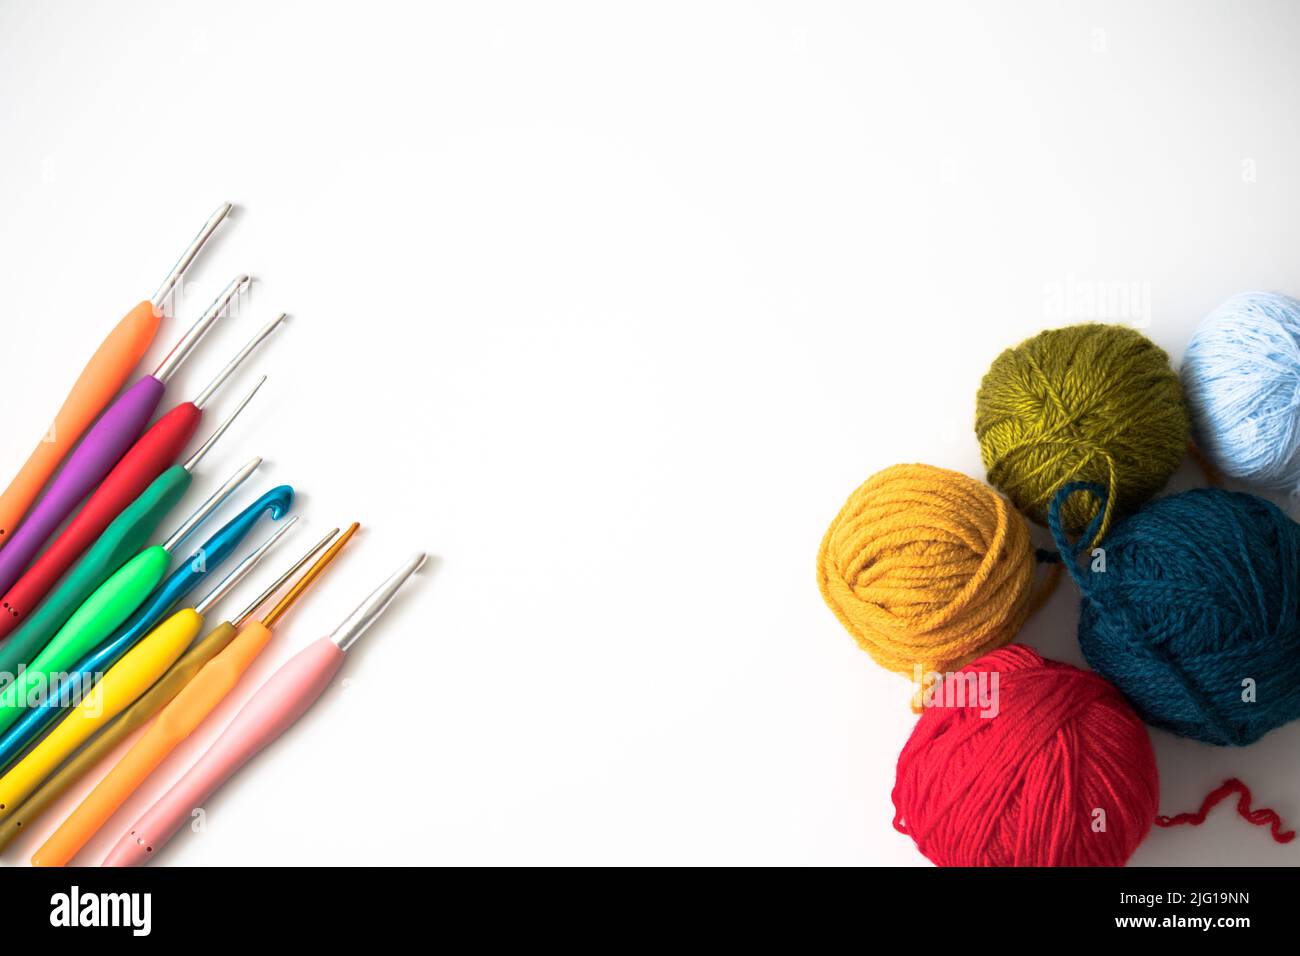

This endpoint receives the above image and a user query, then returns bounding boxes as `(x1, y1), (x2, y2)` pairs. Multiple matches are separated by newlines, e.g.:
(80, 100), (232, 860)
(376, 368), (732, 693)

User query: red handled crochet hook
(0, 313), (285, 631)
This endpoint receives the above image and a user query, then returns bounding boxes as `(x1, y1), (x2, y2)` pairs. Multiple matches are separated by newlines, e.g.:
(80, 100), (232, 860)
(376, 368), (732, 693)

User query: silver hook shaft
(195, 516), (299, 616)
(233, 528), (340, 626)
(330, 553), (427, 652)
(193, 313), (285, 409)
(150, 202), (234, 310)
(162, 456), (261, 553)
(152, 274), (250, 385)
(183, 376), (265, 473)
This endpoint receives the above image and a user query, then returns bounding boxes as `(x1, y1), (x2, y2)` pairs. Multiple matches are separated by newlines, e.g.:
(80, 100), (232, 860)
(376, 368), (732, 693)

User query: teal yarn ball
(1181, 291), (1300, 491)
(1049, 482), (1300, 746)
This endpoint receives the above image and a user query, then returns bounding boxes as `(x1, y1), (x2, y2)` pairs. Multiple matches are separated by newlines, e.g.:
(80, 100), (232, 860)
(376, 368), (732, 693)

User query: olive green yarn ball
(974, 323), (1188, 539)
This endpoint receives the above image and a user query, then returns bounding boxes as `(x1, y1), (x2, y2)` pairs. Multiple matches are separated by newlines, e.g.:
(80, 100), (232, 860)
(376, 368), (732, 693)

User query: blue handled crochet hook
(0, 485), (293, 773)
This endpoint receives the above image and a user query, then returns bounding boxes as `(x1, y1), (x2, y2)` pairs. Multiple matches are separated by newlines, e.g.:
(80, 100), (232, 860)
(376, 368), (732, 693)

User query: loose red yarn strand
(1154, 778), (1295, 844)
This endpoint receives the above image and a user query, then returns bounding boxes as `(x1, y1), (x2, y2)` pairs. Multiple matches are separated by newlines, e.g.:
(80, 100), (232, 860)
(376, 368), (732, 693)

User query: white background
(1, 0), (1299, 866)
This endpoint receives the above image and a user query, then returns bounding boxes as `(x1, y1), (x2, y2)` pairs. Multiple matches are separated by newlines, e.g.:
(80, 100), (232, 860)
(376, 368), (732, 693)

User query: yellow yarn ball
(816, 463), (1041, 677)
(975, 323), (1188, 542)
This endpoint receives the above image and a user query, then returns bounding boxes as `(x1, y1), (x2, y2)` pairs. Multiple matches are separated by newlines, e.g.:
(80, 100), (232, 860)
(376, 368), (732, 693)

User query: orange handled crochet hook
(0, 203), (232, 544)
(33, 523), (358, 866)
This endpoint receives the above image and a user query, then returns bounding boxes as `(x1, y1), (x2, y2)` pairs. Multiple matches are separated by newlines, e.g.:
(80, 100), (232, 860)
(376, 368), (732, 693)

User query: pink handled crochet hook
(102, 553), (426, 866)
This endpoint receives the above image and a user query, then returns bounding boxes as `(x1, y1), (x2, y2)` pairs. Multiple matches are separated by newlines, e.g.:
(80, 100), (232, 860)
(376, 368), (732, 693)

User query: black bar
(2, 865), (1295, 939)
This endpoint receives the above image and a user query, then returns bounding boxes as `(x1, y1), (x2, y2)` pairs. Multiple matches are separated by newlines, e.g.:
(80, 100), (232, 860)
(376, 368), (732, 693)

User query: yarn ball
(1181, 291), (1300, 491)
(817, 463), (1037, 677)
(892, 644), (1158, 866)
(1049, 482), (1300, 746)
(975, 323), (1188, 544)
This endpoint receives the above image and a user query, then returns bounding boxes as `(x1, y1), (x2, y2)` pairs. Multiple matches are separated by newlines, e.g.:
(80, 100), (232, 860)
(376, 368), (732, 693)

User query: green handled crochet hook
(0, 458), (259, 736)
(0, 388), (261, 686)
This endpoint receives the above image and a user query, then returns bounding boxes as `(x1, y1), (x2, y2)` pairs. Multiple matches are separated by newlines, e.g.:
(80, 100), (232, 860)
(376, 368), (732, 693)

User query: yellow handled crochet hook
(0, 517), (296, 822)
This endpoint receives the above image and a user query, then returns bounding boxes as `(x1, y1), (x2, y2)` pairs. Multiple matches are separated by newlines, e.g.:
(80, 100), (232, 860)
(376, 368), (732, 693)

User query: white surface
(1, 0), (1299, 866)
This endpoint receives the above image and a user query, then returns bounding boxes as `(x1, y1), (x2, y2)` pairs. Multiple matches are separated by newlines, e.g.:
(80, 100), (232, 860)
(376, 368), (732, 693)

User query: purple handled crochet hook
(0, 275), (250, 596)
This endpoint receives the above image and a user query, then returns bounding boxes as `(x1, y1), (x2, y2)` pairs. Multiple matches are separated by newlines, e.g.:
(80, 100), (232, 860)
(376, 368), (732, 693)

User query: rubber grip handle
(0, 467), (190, 648)
(80, 485), (293, 678)
(0, 547), (170, 739)
(0, 376), (164, 597)
(0, 486), (293, 771)
(103, 637), (343, 866)
(0, 302), (160, 544)
(0, 620), (236, 855)
(0, 404), (200, 632)
(0, 609), (202, 822)
(33, 620), (268, 866)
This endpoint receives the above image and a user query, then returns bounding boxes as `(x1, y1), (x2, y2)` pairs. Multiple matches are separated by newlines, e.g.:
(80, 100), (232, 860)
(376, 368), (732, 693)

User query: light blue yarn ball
(1182, 291), (1300, 490)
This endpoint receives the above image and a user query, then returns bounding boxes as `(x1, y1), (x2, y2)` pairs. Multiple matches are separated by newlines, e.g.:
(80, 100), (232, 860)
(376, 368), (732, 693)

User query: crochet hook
(0, 518), (298, 824)
(0, 282), (257, 599)
(0, 203), (232, 545)
(0, 486), (294, 771)
(34, 523), (356, 865)
(104, 552), (425, 865)
(0, 455), (258, 689)
(0, 313), (283, 632)
(0, 528), (339, 852)
(0, 374), (264, 639)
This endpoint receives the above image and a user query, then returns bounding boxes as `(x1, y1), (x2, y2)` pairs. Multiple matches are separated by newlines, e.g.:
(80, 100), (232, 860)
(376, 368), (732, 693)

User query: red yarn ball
(892, 644), (1158, 866)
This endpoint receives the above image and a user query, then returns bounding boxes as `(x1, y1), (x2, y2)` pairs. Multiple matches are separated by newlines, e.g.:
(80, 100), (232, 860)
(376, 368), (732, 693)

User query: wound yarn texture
(975, 323), (1188, 544)
(817, 463), (1040, 677)
(891, 644), (1158, 867)
(1049, 482), (1300, 746)
(1181, 291), (1300, 492)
